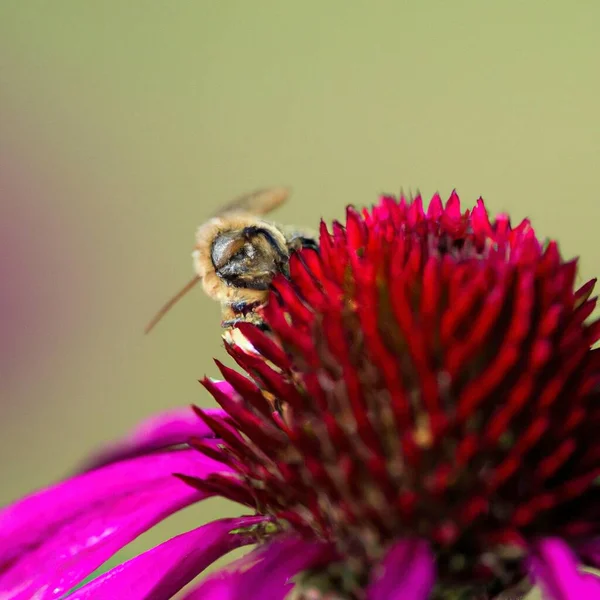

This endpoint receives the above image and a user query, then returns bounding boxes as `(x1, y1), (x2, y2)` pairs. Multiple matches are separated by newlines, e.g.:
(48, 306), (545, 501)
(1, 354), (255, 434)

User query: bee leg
(221, 302), (269, 330)
(220, 305), (243, 329)
(221, 317), (244, 328)
(229, 301), (251, 314)
(221, 315), (270, 331)
(221, 318), (270, 331)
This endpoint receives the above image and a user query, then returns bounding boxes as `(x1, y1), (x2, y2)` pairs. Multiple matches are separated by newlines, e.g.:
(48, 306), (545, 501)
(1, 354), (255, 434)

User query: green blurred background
(1, 0), (598, 593)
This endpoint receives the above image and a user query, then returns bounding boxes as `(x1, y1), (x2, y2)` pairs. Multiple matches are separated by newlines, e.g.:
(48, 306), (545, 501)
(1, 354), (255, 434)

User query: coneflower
(1, 192), (598, 600)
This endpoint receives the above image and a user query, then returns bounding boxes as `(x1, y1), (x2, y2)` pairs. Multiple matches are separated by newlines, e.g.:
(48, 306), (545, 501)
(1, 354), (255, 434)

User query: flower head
(1, 192), (599, 600)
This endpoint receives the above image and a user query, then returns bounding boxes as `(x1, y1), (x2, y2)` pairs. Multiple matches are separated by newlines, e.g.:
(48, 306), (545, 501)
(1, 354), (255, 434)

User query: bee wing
(213, 187), (290, 218)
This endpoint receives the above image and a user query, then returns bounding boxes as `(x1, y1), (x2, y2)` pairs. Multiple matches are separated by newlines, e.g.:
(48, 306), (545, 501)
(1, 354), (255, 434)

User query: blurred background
(1, 0), (599, 591)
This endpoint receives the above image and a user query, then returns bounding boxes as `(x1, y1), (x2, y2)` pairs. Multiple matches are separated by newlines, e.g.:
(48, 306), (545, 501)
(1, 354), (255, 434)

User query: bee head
(211, 225), (290, 290)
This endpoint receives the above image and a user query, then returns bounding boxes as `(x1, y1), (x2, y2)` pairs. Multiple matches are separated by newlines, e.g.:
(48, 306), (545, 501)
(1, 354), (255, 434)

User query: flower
(1, 192), (599, 600)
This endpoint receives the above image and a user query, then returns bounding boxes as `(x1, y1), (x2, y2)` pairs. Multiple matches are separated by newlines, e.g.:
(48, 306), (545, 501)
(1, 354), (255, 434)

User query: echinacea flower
(1, 192), (599, 600)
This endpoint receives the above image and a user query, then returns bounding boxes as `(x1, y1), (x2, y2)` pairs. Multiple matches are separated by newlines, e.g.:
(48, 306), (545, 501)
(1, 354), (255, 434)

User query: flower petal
(366, 539), (435, 600)
(179, 553), (259, 600)
(181, 576), (236, 599)
(528, 538), (600, 600)
(79, 406), (228, 471)
(0, 449), (228, 600)
(182, 537), (333, 600)
(69, 516), (263, 600)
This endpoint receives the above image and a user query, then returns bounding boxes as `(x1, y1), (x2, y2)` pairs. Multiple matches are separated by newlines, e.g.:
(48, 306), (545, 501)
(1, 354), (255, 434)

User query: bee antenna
(144, 275), (201, 335)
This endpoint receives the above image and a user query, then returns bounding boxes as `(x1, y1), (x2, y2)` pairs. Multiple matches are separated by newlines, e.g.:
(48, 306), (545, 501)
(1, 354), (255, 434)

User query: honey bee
(145, 187), (317, 333)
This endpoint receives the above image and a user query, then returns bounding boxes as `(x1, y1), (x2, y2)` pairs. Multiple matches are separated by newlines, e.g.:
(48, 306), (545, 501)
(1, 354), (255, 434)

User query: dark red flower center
(185, 193), (600, 598)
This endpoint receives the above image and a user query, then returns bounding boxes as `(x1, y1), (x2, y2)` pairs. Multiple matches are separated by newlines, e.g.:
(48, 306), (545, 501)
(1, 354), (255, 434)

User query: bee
(144, 187), (317, 334)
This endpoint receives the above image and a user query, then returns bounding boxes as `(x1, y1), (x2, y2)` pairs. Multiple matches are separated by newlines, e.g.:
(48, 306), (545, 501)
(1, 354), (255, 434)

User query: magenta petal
(180, 552), (259, 600)
(0, 449), (229, 600)
(366, 539), (435, 600)
(183, 537), (333, 600)
(181, 575), (237, 599)
(69, 516), (262, 600)
(238, 538), (332, 600)
(528, 538), (600, 600)
(80, 406), (228, 471)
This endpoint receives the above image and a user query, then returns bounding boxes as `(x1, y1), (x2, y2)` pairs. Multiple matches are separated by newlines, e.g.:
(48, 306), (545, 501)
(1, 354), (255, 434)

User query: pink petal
(178, 552), (260, 600)
(366, 539), (435, 600)
(79, 406), (228, 471)
(69, 516), (263, 600)
(0, 449), (229, 600)
(528, 538), (600, 600)
(181, 575), (237, 599)
(183, 537), (333, 600)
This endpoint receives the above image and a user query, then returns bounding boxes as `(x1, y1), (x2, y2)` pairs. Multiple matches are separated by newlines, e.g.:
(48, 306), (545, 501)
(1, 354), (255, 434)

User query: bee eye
(211, 233), (246, 270)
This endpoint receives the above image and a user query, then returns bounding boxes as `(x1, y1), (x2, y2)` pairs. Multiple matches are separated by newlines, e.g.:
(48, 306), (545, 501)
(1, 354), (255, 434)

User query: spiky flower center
(189, 193), (600, 598)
